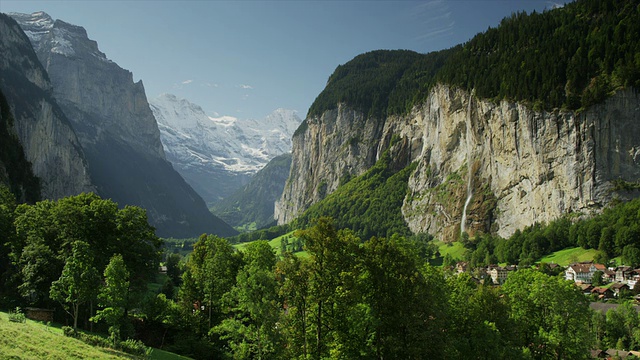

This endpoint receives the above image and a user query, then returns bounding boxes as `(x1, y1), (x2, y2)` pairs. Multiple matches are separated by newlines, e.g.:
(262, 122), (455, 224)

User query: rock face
(149, 93), (302, 206)
(10, 12), (236, 238)
(0, 13), (94, 200)
(213, 153), (292, 229)
(276, 84), (640, 241)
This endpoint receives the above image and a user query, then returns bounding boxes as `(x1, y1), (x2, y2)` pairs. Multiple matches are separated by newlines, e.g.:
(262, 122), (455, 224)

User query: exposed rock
(277, 84), (640, 241)
(10, 12), (236, 238)
(149, 93), (302, 206)
(0, 13), (94, 200)
(213, 153), (292, 229)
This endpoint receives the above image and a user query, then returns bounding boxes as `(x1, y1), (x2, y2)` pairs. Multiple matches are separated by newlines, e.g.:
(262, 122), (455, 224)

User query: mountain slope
(10, 12), (236, 238)
(277, 0), (640, 241)
(212, 153), (292, 230)
(0, 13), (94, 201)
(149, 94), (302, 206)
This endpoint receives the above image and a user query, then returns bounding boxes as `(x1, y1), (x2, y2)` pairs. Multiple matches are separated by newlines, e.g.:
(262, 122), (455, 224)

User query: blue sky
(1, 0), (570, 120)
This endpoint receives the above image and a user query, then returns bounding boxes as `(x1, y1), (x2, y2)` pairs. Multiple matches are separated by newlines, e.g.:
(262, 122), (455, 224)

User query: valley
(1, 0), (640, 359)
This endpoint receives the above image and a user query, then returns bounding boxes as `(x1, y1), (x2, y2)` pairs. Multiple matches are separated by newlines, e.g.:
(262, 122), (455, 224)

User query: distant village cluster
(454, 261), (640, 302)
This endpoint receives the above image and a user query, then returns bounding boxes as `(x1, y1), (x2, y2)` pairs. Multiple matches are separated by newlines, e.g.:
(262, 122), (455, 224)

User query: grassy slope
(538, 247), (600, 266)
(0, 312), (130, 359)
(234, 231), (308, 257)
(434, 240), (467, 260)
(0, 312), (191, 360)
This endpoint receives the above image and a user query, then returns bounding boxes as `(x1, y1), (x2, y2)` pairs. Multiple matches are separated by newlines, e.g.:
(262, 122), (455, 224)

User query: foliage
(295, 150), (416, 240)
(502, 269), (594, 359)
(62, 326), (152, 357)
(226, 223), (291, 245)
(307, 0), (640, 121)
(8, 307), (25, 323)
(8, 192), (161, 312)
(92, 254), (130, 344)
(213, 241), (282, 359)
(0, 314), (129, 359)
(50, 240), (100, 330)
(307, 50), (426, 118)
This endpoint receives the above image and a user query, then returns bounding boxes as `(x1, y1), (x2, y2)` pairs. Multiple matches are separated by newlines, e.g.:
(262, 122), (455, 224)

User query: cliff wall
(0, 14), (94, 199)
(276, 85), (640, 241)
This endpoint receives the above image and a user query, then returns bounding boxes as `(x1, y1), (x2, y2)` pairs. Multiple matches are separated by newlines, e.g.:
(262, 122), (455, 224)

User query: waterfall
(461, 91), (474, 235)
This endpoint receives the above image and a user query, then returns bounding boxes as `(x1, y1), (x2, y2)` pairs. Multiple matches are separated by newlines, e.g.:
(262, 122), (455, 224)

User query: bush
(62, 326), (151, 357)
(8, 307), (26, 323)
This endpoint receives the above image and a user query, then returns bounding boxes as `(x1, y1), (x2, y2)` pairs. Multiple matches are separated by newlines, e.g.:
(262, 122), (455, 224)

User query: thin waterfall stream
(461, 92), (474, 235)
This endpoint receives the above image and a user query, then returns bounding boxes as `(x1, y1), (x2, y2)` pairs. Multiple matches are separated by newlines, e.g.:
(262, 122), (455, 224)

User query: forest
(307, 0), (640, 121)
(4, 185), (640, 359)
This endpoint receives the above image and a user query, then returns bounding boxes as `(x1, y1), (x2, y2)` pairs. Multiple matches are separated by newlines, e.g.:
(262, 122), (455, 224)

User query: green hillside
(307, 0), (640, 121)
(0, 312), (128, 359)
(294, 148), (416, 240)
(212, 153), (292, 231)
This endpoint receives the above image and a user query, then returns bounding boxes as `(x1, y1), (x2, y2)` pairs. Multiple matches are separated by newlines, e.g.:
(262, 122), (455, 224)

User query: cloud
(181, 79), (193, 85)
(546, 1), (565, 9)
(237, 84), (253, 90)
(203, 82), (219, 88)
(411, 0), (455, 42)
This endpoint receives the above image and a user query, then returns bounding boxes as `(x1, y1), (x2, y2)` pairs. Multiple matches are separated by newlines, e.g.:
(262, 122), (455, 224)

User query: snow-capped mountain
(149, 93), (302, 206)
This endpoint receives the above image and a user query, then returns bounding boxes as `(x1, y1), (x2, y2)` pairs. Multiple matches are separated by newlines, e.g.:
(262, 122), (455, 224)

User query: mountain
(149, 93), (302, 206)
(276, 0), (640, 241)
(9, 12), (236, 238)
(0, 13), (94, 201)
(212, 153), (292, 230)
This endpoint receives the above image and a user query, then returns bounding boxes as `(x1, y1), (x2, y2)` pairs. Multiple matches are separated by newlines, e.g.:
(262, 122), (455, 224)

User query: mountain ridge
(149, 93), (302, 205)
(9, 11), (236, 238)
(277, 0), (640, 241)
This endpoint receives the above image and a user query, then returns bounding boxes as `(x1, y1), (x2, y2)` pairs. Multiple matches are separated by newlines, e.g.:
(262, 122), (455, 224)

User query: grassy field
(434, 240), (467, 260)
(234, 231), (308, 257)
(0, 311), (191, 359)
(0, 312), (131, 359)
(538, 247), (599, 266)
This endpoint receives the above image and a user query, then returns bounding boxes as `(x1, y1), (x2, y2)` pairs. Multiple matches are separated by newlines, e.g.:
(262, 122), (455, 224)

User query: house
(606, 349), (630, 358)
(591, 287), (614, 299)
(580, 283), (594, 295)
(590, 349), (605, 358)
(565, 262), (603, 283)
(627, 269), (640, 288)
(616, 266), (632, 283)
(610, 283), (630, 297)
(604, 269), (616, 283)
(489, 265), (516, 285)
(456, 262), (469, 274)
(25, 308), (54, 322)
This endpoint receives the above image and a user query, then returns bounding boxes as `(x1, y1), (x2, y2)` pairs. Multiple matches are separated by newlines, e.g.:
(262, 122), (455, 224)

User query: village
(453, 260), (640, 301)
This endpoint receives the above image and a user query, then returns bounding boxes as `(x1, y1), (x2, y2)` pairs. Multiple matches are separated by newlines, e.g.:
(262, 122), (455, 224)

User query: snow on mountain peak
(10, 12), (109, 61)
(149, 94), (303, 176)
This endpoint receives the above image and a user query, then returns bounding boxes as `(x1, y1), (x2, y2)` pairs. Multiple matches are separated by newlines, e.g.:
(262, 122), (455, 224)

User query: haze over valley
(1, 1), (640, 359)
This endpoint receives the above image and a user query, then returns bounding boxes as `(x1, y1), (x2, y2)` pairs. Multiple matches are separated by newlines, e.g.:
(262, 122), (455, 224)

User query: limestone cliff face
(275, 105), (389, 224)
(0, 13), (94, 199)
(11, 12), (164, 159)
(9, 12), (236, 238)
(277, 84), (640, 241)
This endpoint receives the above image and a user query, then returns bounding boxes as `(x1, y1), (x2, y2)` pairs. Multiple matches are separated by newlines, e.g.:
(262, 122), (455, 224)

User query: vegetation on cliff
(294, 149), (416, 240)
(308, 0), (640, 120)
(212, 153), (292, 231)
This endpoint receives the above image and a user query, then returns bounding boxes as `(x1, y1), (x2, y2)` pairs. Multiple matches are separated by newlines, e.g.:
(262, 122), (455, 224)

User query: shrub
(8, 307), (26, 323)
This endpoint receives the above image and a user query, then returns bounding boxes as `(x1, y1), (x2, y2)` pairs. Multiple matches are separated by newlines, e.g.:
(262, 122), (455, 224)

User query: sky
(1, 0), (571, 120)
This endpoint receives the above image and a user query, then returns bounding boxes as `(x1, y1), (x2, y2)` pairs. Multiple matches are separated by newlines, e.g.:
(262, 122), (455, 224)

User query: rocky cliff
(9, 12), (236, 238)
(213, 153), (292, 230)
(149, 94), (301, 206)
(276, 85), (640, 241)
(0, 13), (94, 200)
